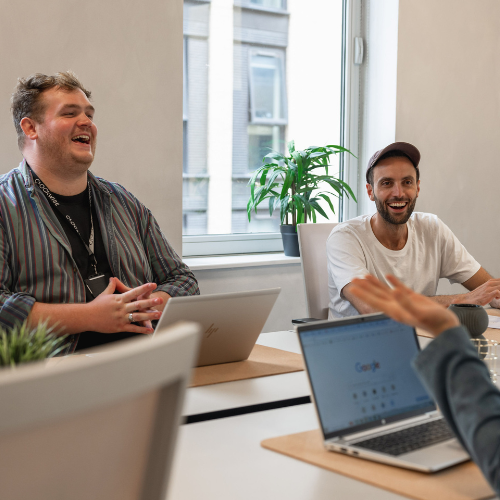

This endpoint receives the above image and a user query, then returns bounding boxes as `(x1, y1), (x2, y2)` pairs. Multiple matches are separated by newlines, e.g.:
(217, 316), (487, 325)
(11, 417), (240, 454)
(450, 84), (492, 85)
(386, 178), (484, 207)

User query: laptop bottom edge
(325, 439), (470, 473)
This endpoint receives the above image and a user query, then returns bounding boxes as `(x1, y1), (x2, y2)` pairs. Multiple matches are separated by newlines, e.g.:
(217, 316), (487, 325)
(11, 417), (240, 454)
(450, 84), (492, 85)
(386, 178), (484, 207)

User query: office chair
(0, 321), (201, 500)
(297, 222), (337, 321)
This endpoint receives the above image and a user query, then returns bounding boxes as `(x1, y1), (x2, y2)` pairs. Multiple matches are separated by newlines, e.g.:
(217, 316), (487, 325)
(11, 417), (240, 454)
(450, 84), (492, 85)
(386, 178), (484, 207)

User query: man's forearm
(343, 284), (379, 315)
(428, 294), (467, 307)
(28, 302), (91, 335)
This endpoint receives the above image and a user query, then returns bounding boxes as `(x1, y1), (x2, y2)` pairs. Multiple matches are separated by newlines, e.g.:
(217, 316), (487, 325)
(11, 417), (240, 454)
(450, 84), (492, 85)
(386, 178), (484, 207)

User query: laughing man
(327, 142), (500, 318)
(0, 72), (199, 351)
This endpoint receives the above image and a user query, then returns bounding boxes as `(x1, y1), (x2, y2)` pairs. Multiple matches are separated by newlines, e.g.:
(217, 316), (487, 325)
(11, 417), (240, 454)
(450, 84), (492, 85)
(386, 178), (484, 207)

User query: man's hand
(455, 279), (500, 307)
(113, 278), (170, 310)
(112, 277), (170, 329)
(86, 279), (163, 334)
(349, 274), (460, 337)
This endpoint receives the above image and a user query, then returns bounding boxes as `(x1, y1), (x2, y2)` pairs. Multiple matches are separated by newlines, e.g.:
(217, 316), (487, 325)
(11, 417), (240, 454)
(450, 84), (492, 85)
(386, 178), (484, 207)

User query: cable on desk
(183, 396), (311, 425)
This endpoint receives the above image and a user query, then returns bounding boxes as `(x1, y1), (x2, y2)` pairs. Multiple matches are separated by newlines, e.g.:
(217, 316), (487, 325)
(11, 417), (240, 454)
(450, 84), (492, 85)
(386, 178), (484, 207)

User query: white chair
(297, 222), (337, 320)
(0, 321), (201, 500)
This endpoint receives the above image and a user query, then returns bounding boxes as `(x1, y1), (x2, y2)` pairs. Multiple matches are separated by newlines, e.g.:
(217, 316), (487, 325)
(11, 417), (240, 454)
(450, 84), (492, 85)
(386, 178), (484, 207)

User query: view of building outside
(183, 0), (343, 236)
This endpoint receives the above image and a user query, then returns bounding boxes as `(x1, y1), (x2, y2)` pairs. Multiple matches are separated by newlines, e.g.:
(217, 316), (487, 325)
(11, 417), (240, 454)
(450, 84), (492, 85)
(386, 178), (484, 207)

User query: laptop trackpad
(401, 439), (469, 471)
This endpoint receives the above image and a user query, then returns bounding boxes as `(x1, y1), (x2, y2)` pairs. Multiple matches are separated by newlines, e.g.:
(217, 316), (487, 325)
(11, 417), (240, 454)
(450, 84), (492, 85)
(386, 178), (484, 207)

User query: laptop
(154, 288), (280, 366)
(297, 313), (470, 472)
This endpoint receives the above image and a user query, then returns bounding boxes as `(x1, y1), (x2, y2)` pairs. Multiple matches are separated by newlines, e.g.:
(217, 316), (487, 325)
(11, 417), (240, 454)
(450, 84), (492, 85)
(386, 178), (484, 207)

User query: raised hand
(349, 274), (460, 337)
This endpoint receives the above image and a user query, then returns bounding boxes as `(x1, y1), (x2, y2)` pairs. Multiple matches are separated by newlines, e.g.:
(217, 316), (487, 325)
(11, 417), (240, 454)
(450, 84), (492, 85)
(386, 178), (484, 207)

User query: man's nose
(77, 114), (92, 127)
(391, 183), (404, 198)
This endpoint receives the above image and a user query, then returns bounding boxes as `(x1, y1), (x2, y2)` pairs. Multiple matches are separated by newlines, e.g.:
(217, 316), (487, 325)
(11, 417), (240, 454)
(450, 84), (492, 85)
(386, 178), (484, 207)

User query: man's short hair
(366, 150), (420, 186)
(11, 71), (91, 150)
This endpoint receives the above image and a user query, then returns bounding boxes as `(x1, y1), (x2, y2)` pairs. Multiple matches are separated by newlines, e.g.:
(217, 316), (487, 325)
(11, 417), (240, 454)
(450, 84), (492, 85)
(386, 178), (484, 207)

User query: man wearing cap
(327, 141), (500, 318)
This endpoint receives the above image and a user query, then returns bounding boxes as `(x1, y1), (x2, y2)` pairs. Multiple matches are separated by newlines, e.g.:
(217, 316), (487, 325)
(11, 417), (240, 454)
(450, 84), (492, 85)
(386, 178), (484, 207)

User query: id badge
(84, 274), (108, 298)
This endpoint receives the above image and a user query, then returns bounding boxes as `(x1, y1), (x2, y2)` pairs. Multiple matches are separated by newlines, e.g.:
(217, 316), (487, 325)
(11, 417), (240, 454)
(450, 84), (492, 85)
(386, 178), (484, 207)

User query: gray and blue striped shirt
(0, 160), (199, 339)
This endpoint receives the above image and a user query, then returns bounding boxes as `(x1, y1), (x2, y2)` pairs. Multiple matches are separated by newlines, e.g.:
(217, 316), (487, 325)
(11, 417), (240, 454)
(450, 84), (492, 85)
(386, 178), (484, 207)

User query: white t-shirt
(327, 212), (481, 319)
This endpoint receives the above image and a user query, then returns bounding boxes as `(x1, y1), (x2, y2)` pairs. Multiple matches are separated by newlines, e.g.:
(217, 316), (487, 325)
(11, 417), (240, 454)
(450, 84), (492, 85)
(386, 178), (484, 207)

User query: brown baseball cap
(366, 142), (421, 183)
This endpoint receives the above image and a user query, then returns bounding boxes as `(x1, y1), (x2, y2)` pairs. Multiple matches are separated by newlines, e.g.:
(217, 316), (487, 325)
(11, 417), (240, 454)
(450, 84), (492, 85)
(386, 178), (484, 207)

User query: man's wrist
(433, 317), (461, 336)
(450, 293), (470, 305)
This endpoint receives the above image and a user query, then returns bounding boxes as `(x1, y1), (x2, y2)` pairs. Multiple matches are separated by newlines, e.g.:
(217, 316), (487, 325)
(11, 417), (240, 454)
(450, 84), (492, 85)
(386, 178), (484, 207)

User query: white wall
(0, 0), (184, 252)
(396, 0), (500, 284)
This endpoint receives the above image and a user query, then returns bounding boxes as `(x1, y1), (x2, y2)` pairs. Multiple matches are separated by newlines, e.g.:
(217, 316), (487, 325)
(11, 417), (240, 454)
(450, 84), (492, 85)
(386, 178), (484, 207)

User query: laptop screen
(298, 315), (436, 440)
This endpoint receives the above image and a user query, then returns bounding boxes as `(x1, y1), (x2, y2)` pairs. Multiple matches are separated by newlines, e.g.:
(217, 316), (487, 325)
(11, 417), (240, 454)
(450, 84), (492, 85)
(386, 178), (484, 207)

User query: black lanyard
(34, 176), (98, 277)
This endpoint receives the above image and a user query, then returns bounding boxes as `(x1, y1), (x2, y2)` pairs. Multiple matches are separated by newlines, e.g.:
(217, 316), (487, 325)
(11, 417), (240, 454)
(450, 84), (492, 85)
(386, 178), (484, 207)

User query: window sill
(184, 252), (300, 271)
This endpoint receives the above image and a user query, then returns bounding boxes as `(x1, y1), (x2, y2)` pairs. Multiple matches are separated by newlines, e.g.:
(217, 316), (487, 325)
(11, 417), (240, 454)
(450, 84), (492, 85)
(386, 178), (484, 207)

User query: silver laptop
(297, 313), (470, 472)
(155, 288), (280, 367)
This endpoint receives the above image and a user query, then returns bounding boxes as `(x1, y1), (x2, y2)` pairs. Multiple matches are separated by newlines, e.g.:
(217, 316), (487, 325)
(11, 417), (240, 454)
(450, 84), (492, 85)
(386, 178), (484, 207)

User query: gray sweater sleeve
(412, 326), (500, 493)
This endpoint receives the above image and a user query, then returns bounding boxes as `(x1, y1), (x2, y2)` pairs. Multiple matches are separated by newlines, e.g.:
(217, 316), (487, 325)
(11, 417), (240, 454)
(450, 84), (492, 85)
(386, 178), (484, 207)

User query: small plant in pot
(0, 321), (68, 368)
(247, 140), (357, 256)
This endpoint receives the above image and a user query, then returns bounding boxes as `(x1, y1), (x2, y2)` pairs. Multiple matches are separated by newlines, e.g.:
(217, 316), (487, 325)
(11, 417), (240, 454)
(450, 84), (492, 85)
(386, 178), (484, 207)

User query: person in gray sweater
(349, 274), (500, 494)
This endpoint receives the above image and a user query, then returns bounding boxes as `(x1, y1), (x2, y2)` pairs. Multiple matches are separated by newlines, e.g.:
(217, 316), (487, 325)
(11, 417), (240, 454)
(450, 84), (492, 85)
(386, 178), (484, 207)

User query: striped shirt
(0, 160), (199, 348)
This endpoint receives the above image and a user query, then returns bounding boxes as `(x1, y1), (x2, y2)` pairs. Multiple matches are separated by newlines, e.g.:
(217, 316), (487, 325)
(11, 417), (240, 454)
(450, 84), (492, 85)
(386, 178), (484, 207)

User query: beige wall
(396, 0), (500, 277)
(0, 0), (183, 252)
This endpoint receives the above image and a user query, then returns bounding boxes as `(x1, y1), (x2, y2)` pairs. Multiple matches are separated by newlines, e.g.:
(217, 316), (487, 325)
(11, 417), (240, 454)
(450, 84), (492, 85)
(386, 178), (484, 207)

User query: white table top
(169, 403), (408, 500)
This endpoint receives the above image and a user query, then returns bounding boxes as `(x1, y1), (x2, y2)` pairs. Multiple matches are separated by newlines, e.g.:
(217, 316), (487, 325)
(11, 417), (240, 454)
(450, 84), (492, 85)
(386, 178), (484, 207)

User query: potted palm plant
(247, 140), (357, 256)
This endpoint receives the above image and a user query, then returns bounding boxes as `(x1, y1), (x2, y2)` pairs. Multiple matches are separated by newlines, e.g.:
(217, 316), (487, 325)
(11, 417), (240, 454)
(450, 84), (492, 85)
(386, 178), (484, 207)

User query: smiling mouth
(72, 134), (90, 145)
(387, 201), (408, 210)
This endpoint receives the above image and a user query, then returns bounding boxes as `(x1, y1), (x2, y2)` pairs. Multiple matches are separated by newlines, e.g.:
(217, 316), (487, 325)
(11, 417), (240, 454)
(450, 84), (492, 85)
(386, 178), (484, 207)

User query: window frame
(182, 0), (360, 257)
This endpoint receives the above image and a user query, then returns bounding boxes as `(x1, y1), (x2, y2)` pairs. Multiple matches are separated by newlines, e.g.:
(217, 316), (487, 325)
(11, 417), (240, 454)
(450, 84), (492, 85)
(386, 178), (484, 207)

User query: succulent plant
(0, 321), (68, 367)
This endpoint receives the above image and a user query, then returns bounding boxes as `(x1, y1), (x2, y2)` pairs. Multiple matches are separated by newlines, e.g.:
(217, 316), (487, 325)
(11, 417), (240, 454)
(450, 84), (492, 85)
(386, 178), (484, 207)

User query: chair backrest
(297, 222), (337, 319)
(0, 321), (201, 500)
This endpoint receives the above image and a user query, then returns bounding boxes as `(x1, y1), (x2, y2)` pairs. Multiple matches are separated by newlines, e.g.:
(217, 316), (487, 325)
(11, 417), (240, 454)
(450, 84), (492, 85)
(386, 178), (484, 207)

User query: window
(249, 0), (286, 9)
(249, 51), (287, 124)
(183, 0), (351, 256)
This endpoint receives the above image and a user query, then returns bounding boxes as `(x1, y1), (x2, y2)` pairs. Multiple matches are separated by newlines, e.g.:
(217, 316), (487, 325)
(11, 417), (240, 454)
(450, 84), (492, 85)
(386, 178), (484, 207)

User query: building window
(249, 0), (286, 10)
(249, 51), (287, 124)
(183, 0), (347, 256)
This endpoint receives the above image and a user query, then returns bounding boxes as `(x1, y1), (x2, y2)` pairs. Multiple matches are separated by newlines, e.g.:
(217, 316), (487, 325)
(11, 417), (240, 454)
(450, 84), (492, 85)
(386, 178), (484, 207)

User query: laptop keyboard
(353, 419), (455, 456)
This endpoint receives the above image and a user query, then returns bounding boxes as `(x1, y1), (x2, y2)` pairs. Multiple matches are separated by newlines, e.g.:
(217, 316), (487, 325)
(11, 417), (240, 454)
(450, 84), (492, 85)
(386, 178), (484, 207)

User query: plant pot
(448, 304), (489, 338)
(280, 225), (300, 257)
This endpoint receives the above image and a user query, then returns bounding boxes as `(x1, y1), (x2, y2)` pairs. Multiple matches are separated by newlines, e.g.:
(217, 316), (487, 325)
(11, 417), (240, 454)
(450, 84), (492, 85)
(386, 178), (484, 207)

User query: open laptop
(297, 313), (470, 472)
(154, 288), (280, 367)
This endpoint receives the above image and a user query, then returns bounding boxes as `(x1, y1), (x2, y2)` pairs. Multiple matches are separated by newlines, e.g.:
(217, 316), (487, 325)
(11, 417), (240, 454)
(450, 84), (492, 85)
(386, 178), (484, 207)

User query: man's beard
(373, 194), (417, 225)
(38, 134), (95, 172)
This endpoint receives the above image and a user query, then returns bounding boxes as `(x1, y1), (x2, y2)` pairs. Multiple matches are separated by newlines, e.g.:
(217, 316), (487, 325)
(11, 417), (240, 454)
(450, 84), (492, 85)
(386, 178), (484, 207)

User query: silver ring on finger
(128, 313), (134, 323)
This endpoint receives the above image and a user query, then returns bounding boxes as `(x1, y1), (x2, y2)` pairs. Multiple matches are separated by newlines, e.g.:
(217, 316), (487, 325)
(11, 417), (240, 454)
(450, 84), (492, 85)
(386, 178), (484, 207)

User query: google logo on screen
(355, 361), (381, 373)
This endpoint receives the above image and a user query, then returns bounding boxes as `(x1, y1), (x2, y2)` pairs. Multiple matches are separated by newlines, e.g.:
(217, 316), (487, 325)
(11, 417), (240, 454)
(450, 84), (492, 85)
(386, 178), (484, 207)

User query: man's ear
(19, 117), (38, 142)
(366, 183), (375, 201)
(416, 179), (420, 197)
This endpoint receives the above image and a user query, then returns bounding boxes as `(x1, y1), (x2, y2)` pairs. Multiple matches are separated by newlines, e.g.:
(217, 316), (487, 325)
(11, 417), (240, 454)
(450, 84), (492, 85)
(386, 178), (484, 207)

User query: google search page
(301, 318), (434, 435)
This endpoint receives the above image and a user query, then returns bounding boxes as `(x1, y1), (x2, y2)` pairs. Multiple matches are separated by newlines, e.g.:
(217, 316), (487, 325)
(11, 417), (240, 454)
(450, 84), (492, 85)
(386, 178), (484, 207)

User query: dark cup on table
(448, 304), (489, 359)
